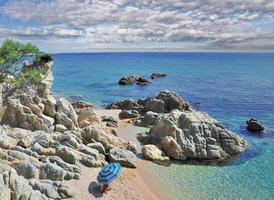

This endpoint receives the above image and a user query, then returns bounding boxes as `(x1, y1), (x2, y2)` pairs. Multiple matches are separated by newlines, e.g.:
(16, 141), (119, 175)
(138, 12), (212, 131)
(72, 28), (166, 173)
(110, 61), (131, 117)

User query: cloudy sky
(0, 0), (274, 53)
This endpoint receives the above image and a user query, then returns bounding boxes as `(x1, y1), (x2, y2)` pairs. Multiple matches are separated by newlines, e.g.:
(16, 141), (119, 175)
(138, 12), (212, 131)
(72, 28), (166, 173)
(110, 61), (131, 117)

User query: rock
(148, 109), (247, 160)
(17, 136), (33, 148)
(101, 116), (117, 123)
(77, 107), (99, 128)
(151, 72), (167, 79)
(80, 155), (98, 167)
(144, 99), (165, 113)
(42, 95), (56, 118)
(56, 112), (75, 130)
(135, 111), (158, 127)
(135, 77), (151, 86)
(40, 114), (55, 127)
(56, 98), (78, 127)
(55, 124), (67, 133)
(106, 121), (118, 128)
(106, 99), (139, 110)
(102, 116), (118, 127)
(118, 75), (151, 86)
(81, 125), (101, 143)
(39, 163), (65, 181)
(119, 110), (139, 119)
(246, 118), (264, 132)
(125, 141), (138, 154)
(72, 101), (93, 111)
(142, 145), (169, 161)
(161, 136), (185, 160)
(56, 147), (77, 164)
(13, 161), (36, 179)
(87, 143), (106, 155)
(119, 75), (139, 85)
(79, 145), (99, 159)
(156, 90), (190, 111)
(109, 148), (137, 168)
(136, 132), (151, 144)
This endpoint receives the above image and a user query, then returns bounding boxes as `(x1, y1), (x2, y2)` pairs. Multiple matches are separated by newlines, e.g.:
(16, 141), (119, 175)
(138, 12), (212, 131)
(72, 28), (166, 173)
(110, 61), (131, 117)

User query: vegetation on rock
(0, 39), (53, 86)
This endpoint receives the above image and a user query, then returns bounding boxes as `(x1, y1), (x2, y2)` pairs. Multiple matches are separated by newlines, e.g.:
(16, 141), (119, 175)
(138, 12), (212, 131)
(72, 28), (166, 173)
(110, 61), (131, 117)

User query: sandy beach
(65, 109), (164, 200)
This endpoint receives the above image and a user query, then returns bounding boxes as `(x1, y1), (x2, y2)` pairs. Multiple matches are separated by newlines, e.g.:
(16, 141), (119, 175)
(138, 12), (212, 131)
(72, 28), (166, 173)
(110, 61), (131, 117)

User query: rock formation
(0, 61), (138, 199)
(107, 90), (248, 162)
(118, 75), (151, 86)
(246, 118), (264, 132)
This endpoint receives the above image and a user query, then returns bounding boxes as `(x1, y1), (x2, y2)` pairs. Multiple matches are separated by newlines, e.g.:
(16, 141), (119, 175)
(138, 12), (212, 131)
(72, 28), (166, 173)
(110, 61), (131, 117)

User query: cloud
(0, 0), (274, 50)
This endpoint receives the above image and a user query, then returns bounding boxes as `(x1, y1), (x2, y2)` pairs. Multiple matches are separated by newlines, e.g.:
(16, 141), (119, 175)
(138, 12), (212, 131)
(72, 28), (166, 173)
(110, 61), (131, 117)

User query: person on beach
(97, 163), (122, 194)
(100, 184), (110, 193)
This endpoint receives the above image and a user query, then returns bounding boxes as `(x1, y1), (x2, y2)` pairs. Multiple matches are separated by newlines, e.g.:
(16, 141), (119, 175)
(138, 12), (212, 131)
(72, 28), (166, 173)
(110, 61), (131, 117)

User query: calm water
(52, 52), (274, 200)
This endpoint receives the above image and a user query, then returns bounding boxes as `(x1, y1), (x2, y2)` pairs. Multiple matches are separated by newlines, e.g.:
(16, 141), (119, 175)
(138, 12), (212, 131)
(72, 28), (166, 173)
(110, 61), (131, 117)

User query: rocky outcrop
(118, 75), (151, 86)
(0, 60), (139, 199)
(246, 118), (264, 132)
(106, 90), (191, 121)
(151, 72), (167, 79)
(109, 148), (137, 168)
(141, 110), (247, 161)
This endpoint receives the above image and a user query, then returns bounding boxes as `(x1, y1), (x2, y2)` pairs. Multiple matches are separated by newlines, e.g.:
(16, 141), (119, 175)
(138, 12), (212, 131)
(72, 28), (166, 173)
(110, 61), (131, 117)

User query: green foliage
(22, 65), (48, 85)
(36, 53), (53, 63)
(0, 39), (39, 74)
(0, 39), (53, 87)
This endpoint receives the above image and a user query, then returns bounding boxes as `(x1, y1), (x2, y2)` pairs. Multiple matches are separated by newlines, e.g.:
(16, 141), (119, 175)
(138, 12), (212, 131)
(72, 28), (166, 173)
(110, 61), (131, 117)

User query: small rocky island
(106, 90), (248, 162)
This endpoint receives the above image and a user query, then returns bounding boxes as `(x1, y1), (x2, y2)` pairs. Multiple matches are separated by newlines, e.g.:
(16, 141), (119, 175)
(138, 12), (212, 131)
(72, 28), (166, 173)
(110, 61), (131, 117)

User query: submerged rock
(151, 72), (167, 79)
(246, 118), (264, 132)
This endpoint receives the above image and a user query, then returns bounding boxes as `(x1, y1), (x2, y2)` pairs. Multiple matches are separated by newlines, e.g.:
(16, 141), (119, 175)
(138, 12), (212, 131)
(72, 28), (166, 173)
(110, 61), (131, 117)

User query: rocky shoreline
(0, 61), (141, 199)
(0, 59), (248, 199)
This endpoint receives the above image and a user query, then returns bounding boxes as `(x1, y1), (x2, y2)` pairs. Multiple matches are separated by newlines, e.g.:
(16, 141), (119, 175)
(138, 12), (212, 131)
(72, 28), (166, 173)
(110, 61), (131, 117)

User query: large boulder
(77, 107), (99, 128)
(56, 98), (78, 127)
(144, 99), (165, 113)
(109, 148), (137, 168)
(56, 147), (77, 164)
(39, 163), (65, 181)
(42, 95), (56, 118)
(246, 119), (264, 132)
(13, 161), (36, 179)
(148, 109), (247, 161)
(141, 145), (169, 161)
(156, 90), (190, 111)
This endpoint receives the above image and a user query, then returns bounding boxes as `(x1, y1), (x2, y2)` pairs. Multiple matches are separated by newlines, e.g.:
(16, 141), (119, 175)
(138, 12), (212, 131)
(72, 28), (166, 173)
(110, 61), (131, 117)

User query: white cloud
(0, 0), (274, 50)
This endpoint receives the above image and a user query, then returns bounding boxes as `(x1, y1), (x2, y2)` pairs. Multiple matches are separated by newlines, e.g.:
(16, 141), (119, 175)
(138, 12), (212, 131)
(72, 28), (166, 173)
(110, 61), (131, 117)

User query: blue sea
(52, 52), (274, 200)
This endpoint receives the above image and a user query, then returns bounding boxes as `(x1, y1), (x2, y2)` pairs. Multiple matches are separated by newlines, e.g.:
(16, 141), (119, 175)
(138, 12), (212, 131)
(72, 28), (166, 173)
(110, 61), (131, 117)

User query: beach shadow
(88, 181), (103, 198)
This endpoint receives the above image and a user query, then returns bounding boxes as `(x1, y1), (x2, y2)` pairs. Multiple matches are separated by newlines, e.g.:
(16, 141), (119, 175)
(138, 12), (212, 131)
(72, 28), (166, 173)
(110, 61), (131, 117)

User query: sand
(65, 109), (164, 200)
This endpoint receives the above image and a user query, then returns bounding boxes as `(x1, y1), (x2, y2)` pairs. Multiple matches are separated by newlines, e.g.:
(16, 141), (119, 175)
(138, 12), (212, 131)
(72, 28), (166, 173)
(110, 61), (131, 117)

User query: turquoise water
(52, 52), (274, 200)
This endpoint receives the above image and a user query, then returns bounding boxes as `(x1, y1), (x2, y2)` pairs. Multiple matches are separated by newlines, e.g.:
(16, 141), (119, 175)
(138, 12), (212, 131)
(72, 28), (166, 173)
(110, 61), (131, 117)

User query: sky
(0, 0), (274, 53)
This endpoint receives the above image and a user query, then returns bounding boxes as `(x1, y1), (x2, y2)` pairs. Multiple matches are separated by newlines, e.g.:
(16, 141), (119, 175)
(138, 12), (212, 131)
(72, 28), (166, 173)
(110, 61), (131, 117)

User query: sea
(52, 52), (274, 200)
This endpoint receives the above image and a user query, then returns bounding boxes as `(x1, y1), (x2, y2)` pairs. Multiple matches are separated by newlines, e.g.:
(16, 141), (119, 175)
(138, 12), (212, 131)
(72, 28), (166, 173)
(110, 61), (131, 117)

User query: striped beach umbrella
(97, 163), (122, 185)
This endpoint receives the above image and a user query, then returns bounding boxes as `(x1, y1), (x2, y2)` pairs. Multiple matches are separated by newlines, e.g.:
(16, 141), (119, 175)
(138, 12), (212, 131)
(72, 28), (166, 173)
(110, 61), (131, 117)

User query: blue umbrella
(97, 163), (122, 185)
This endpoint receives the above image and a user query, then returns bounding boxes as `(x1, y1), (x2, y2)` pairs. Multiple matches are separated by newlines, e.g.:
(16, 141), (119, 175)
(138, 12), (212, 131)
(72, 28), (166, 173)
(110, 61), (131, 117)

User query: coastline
(94, 109), (172, 200)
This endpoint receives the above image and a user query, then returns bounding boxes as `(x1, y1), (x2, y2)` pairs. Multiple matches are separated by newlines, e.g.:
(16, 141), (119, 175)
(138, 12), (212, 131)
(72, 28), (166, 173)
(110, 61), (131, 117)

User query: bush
(36, 53), (53, 63)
